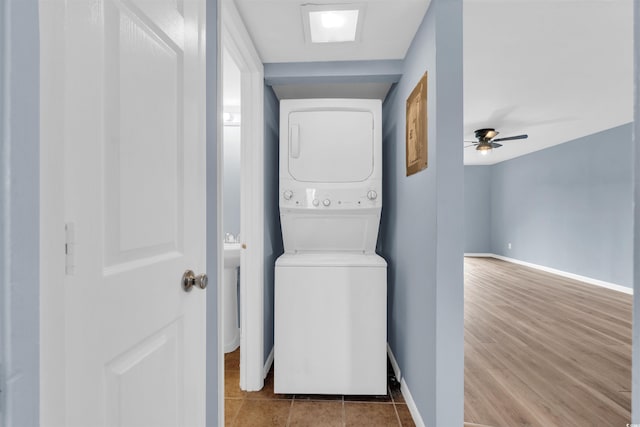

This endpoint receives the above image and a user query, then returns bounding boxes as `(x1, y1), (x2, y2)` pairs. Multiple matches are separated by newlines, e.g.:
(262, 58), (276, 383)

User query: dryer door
(288, 110), (374, 183)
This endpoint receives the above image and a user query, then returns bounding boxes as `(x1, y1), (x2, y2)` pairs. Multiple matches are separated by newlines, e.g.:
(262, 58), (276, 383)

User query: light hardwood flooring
(464, 256), (632, 427)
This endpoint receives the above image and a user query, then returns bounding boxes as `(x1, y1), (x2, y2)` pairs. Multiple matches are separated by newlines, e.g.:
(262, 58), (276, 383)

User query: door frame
(220, 0), (265, 391)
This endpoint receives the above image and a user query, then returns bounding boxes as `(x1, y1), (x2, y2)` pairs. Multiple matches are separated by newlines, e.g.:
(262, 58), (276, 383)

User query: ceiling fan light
(485, 130), (498, 139)
(476, 142), (492, 155)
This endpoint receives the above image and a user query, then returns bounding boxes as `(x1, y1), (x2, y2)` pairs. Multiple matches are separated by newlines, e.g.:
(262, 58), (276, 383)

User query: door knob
(182, 270), (208, 292)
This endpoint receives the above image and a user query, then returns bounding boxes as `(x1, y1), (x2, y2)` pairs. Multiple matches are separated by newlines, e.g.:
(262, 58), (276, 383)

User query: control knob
(367, 190), (378, 200)
(312, 199), (320, 207)
(322, 199), (331, 207)
(283, 190), (293, 200)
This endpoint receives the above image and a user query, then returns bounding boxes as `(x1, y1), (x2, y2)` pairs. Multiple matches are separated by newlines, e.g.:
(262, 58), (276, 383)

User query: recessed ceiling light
(302, 4), (365, 44)
(319, 11), (347, 29)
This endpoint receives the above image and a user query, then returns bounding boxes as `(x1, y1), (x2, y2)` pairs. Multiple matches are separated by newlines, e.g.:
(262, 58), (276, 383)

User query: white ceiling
(463, 0), (633, 165)
(232, 0), (634, 165)
(234, 0), (432, 63)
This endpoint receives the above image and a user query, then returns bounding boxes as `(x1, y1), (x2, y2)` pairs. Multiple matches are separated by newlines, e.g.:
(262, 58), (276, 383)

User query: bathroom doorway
(219, 0), (266, 401)
(222, 47), (242, 358)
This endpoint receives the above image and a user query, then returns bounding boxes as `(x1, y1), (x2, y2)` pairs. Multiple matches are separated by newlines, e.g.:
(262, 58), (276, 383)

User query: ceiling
(463, 0), (633, 165)
(231, 0), (633, 165)
(234, 0), (431, 63)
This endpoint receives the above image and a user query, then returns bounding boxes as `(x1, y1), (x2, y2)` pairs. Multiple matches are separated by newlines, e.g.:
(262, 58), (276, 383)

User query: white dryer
(274, 99), (387, 395)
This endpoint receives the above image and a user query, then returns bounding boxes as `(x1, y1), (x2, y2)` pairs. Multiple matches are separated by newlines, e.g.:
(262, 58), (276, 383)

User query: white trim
(471, 254), (633, 295)
(463, 253), (493, 258)
(263, 347), (274, 379)
(386, 345), (425, 427)
(386, 343), (401, 381)
(220, 0), (265, 392)
(215, 0), (224, 421)
(400, 378), (426, 427)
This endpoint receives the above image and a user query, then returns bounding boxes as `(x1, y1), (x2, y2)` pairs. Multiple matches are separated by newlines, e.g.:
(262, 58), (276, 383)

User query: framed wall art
(406, 72), (428, 176)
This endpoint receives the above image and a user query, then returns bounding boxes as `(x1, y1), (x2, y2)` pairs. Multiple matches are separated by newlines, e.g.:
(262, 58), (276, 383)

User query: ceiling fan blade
(489, 142), (503, 149)
(465, 144), (478, 148)
(492, 134), (528, 142)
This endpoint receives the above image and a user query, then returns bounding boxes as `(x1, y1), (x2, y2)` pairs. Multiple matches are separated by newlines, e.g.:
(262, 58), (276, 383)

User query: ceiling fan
(465, 128), (528, 155)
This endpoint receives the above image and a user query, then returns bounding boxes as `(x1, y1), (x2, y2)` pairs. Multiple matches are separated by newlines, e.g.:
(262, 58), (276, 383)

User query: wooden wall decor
(406, 72), (428, 176)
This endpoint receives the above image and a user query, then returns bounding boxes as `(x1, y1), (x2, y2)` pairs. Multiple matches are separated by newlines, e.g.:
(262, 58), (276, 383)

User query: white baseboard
(463, 253), (493, 258)
(473, 253), (633, 295)
(263, 347), (274, 379)
(387, 343), (401, 381)
(387, 344), (425, 427)
(400, 378), (426, 427)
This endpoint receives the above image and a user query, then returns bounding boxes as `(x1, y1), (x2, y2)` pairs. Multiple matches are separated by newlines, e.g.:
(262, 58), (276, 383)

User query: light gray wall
(205, 0), (220, 425)
(264, 60), (402, 86)
(223, 125), (241, 237)
(263, 84), (283, 363)
(464, 166), (492, 253)
(632, 0), (639, 421)
(379, 0), (464, 424)
(1, 0), (40, 424)
(490, 124), (633, 288)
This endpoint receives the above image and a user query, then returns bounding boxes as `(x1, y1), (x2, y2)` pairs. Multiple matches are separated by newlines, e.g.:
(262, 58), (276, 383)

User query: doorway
(220, 0), (266, 396)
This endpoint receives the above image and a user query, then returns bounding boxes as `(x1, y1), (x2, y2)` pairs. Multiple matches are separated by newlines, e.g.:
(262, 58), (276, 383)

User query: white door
(46, 0), (206, 425)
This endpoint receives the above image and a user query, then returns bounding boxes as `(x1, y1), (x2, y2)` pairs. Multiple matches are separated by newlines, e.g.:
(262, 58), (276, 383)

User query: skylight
(302, 4), (364, 44)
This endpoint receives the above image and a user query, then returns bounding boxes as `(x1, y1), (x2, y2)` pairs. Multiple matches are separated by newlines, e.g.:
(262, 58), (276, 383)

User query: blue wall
(1, 0), (40, 424)
(464, 166), (492, 253)
(379, 0), (463, 425)
(491, 124), (633, 288)
(223, 125), (241, 237)
(263, 84), (283, 363)
(205, 0), (220, 425)
(464, 124), (633, 288)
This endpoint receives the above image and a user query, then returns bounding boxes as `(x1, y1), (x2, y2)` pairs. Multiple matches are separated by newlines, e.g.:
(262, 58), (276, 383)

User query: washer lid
(276, 253), (387, 268)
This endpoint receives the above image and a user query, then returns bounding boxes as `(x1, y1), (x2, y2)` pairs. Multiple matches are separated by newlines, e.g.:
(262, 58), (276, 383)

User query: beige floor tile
(225, 348), (241, 372)
(245, 368), (293, 401)
(395, 404), (415, 427)
(288, 400), (343, 427)
(225, 399), (244, 426)
(232, 399), (292, 427)
(225, 369), (247, 399)
(345, 402), (400, 426)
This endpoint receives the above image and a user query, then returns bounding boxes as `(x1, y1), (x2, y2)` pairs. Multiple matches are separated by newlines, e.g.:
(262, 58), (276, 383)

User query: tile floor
(225, 349), (416, 427)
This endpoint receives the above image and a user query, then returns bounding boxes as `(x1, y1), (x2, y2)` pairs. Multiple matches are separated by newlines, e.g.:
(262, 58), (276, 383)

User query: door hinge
(65, 223), (75, 275)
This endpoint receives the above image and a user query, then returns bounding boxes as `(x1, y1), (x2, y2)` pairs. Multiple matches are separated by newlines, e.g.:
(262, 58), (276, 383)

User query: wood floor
(464, 257), (632, 427)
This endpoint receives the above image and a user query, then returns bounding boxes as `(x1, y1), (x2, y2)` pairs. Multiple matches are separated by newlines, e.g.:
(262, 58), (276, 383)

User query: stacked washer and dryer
(274, 99), (387, 395)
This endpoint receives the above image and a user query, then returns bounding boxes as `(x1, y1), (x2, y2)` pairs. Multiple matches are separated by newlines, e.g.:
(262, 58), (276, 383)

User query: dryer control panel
(279, 186), (382, 210)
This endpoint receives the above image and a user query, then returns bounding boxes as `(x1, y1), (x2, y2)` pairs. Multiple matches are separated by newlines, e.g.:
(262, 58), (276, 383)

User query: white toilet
(223, 242), (241, 353)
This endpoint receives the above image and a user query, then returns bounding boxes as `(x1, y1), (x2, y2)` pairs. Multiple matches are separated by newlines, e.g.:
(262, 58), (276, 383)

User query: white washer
(275, 99), (386, 395)
(275, 254), (386, 395)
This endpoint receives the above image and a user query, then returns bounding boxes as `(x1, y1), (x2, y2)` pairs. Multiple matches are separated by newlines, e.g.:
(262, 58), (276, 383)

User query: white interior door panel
(45, 0), (207, 425)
